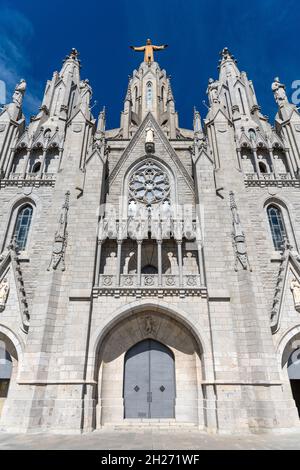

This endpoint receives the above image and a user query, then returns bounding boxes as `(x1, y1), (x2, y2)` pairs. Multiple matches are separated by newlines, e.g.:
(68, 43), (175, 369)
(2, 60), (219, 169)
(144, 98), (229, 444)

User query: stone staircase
(102, 419), (199, 431)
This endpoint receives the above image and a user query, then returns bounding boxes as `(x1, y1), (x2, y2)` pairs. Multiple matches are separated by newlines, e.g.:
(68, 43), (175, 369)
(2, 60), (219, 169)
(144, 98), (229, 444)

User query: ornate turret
(120, 43), (178, 139)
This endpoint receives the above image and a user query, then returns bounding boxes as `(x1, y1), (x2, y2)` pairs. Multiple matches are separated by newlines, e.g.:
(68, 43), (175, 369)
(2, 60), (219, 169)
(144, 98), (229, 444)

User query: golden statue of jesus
(130, 39), (168, 64)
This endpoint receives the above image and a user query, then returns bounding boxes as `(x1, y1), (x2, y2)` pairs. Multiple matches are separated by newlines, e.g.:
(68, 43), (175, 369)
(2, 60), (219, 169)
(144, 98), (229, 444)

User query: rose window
(129, 161), (170, 205)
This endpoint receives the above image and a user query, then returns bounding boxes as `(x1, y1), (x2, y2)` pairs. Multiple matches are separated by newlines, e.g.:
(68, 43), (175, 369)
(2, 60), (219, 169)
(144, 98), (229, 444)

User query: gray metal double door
(124, 339), (175, 419)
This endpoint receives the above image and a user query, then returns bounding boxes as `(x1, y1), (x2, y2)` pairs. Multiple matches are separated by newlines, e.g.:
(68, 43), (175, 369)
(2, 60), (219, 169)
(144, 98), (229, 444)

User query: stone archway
(280, 328), (300, 419)
(95, 310), (204, 428)
(0, 331), (20, 419)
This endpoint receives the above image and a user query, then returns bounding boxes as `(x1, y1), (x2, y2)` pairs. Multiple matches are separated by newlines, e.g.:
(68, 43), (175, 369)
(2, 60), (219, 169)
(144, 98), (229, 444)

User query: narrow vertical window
(238, 88), (246, 114)
(14, 205), (33, 251)
(267, 205), (286, 250)
(146, 82), (153, 109)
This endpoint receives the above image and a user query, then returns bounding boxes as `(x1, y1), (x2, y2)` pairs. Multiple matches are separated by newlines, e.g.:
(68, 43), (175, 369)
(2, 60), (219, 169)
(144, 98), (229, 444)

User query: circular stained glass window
(129, 160), (170, 205)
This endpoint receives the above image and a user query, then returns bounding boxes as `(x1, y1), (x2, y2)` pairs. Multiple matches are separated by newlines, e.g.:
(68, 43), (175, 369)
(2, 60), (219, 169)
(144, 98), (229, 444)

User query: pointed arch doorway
(123, 339), (175, 419)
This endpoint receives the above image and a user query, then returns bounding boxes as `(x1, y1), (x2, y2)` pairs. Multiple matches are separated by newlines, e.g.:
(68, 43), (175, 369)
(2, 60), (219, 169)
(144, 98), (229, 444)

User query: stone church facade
(0, 45), (299, 434)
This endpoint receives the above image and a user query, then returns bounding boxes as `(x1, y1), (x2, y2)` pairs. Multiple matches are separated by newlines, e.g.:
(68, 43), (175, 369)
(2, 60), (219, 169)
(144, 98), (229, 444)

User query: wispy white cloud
(0, 7), (41, 118)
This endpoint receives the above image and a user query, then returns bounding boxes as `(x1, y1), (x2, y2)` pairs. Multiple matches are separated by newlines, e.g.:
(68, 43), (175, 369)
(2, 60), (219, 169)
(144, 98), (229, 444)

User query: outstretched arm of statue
(129, 46), (145, 51)
(153, 44), (168, 50)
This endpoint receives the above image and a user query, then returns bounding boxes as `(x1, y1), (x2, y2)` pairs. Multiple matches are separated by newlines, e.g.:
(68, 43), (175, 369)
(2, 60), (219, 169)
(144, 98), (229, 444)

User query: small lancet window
(267, 205), (287, 251)
(146, 82), (153, 109)
(13, 205), (33, 251)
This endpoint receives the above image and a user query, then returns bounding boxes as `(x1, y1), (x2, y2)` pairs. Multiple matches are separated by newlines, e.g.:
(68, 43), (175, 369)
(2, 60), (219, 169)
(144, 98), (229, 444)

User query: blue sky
(0, 0), (299, 129)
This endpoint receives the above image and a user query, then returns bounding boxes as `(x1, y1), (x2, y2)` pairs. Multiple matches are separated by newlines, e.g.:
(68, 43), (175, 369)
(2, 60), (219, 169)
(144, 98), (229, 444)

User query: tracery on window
(13, 205), (33, 251)
(267, 204), (287, 251)
(128, 160), (170, 207)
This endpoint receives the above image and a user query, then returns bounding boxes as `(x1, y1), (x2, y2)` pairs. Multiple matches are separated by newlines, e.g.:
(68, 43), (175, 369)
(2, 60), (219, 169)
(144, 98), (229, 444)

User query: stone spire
(120, 60), (178, 139)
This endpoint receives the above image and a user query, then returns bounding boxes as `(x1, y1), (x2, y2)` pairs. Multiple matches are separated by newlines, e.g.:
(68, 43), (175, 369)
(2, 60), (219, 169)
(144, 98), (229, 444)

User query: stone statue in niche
(183, 252), (198, 274)
(291, 278), (300, 312)
(0, 277), (9, 312)
(145, 126), (155, 153)
(123, 251), (135, 275)
(167, 252), (179, 275)
(272, 77), (288, 105)
(103, 252), (117, 275)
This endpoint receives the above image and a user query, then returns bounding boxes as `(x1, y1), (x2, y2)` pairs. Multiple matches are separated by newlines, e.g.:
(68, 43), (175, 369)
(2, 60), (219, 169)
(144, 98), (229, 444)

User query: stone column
(22, 148), (31, 179)
(157, 239), (162, 286)
(137, 239), (142, 286)
(285, 148), (295, 178)
(236, 148), (242, 171)
(4, 148), (16, 179)
(58, 148), (64, 172)
(116, 239), (122, 286)
(95, 240), (103, 286)
(269, 148), (277, 178)
(176, 239), (183, 286)
(197, 240), (205, 286)
(252, 148), (260, 178)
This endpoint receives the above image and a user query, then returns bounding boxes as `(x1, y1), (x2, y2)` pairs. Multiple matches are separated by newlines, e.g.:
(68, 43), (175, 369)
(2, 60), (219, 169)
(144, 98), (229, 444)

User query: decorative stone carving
(165, 275), (176, 286)
(144, 275), (154, 286)
(103, 275), (113, 286)
(47, 191), (70, 271)
(229, 191), (251, 271)
(186, 275), (197, 286)
(0, 277), (9, 312)
(291, 278), (300, 312)
(123, 275), (134, 286)
(144, 315), (157, 335)
(272, 77), (288, 105)
(8, 238), (29, 332)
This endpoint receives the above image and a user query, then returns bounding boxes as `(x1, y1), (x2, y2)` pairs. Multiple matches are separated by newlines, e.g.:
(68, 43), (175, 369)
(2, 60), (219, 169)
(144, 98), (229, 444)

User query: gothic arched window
(267, 205), (286, 251)
(146, 82), (153, 109)
(13, 204), (33, 251)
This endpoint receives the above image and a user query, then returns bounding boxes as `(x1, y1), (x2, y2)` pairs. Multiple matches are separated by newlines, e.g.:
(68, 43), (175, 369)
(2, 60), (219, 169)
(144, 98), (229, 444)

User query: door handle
(160, 385), (165, 392)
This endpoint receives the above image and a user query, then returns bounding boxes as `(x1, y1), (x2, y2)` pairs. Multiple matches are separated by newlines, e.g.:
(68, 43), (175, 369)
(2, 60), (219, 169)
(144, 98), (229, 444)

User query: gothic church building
(0, 44), (300, 434)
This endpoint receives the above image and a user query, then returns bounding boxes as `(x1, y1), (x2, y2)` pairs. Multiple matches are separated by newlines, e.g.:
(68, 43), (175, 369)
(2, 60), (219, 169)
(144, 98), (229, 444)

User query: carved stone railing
(98, 217), (199, 241)
(96, 273), (205, 298)
(244, 173), (299, 187)
(1, 172), (56, 188)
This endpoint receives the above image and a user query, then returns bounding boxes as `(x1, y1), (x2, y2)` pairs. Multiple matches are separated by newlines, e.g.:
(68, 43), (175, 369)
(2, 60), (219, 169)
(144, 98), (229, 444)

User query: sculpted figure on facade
(272, 77), (288, 105)
(291, 277), (300, 312)
(207, 78), (220, 106)
(0, 277), (9, 312)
